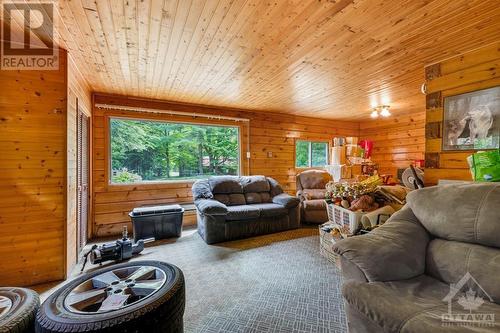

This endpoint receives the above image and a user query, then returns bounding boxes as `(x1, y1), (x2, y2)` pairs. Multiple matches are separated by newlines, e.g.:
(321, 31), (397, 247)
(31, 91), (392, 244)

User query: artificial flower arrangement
(325, 175), (382, 212)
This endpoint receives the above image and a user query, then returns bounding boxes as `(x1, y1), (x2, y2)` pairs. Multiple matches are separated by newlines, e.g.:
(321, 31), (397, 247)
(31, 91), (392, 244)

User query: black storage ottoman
(129, 204), (184, 242)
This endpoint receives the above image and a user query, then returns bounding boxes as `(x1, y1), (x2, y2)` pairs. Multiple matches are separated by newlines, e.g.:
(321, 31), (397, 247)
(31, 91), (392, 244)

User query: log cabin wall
(92, 94), (359, 237)
(66, 55), (92, 274)
(424, 42), (500, 185)
(359, 111), (426, 177)
(0, 49), (68, 286)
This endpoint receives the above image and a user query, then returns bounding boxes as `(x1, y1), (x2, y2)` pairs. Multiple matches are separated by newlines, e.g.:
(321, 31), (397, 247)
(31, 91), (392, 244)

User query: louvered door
(77, 110), (89, 253)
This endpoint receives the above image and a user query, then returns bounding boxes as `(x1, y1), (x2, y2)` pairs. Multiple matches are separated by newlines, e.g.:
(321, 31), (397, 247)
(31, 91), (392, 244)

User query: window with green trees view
(110, 118), (240, 183)
(295, 140), (329, 168)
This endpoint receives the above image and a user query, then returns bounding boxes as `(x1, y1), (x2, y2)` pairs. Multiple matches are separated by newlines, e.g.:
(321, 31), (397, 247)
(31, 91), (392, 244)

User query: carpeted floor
(145, 228), (347, 333)
(41, 228), (347, 333)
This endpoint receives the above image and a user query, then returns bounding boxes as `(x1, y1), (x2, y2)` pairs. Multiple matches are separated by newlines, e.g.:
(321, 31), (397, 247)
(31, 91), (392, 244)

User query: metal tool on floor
(80, 226), (154, 272)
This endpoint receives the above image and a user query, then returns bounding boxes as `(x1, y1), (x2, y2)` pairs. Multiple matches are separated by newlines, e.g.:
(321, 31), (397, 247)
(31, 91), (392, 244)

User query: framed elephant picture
(442, 86), (500, 151)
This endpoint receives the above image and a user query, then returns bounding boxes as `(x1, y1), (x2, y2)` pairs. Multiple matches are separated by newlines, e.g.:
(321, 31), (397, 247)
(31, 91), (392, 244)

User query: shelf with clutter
(322, 136), (417, 238)
(325, 136), (389, 183)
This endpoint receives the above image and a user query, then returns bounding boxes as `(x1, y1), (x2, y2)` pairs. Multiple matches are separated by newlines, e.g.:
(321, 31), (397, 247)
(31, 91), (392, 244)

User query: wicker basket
(319, 223), (343, 265)
(327, 203), (364, 237)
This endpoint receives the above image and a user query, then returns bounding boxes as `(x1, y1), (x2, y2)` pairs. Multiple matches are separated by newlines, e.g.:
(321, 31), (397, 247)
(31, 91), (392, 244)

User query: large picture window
(295, 140), (328, 168)
(110, 118), (240, 184)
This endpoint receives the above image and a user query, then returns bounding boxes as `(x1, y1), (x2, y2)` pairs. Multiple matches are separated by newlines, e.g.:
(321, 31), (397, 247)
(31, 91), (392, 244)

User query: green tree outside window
(110, 118), (239, 183)
(295, 140), (328, 168)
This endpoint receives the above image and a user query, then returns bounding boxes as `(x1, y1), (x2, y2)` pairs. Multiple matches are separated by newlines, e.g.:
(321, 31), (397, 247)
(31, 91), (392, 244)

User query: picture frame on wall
(442, 86), (500, 151)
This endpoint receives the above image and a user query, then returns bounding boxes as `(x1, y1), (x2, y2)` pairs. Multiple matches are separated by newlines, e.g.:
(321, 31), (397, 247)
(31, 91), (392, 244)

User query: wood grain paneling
(424, 42), (500, 185)
(359, 112), (426, 177)
(92, 94), (359, 237)
(11, 0), (500, 120)
(0, 49), (68, 286)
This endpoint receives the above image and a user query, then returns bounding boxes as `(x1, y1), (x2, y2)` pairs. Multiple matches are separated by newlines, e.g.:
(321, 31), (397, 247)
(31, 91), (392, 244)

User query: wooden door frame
(76, 99), (91, 254)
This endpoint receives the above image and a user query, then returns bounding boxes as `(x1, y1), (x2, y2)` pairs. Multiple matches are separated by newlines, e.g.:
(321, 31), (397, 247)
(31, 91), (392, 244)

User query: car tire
(35, 261), (185, 333)
(0, 287), (40, 333)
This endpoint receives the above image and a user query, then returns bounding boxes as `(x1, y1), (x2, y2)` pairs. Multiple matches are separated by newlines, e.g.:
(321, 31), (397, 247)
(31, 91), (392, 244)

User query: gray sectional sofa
(192, 175), (300, 244)
(333, 183), (500, 333)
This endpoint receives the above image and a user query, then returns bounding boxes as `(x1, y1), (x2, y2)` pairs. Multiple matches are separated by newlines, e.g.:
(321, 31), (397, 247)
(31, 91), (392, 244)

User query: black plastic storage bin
(129, 204), (184, 242)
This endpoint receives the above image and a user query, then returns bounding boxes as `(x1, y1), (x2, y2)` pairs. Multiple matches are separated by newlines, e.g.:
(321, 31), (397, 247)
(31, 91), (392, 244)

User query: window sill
(106, 179), (198, 190)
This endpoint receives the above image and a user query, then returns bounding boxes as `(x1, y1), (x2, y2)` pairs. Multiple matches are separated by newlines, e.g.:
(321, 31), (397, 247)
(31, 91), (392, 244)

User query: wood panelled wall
(359, 112), (426, 177)
(0, 48), (92, 286)
(66, 54), (92, 274)
(424, 42), (500, 185)
(0, 50), (68, 286)
(92, 94), (359, 237)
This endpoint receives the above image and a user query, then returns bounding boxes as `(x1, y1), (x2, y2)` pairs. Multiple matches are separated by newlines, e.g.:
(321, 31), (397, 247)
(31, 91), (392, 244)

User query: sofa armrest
(296, 190), (307, 202)
(194, 199), (228, 216)
(333, 207), (429, 282)
(267, 177), (284, 197)
(272, 193), (300, 209)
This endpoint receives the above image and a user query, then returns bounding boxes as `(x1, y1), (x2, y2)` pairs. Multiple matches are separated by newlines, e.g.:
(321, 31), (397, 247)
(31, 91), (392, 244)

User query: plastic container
(129, 204), (184, 242)
(327, 203), (364, 237)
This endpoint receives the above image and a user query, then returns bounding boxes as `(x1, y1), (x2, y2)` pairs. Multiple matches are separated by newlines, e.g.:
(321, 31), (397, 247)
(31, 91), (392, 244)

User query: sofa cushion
(401, 302), (500, 333)
(344, 275), (500, 333)
(297, 170), (331, 190)
(407, 183), (500, 247)
(226, 205), (260, 221)
(245, 192), (262, 204)
(241, 176), (270, 193)
(245, 192), (272, 204)
(192, 179), (214, 200)
(209, 176), (243, 194)
(272, 193), (300, 209)
(214, 193), (246, 206)
(267, 177), (284, 196)
(302, 198), (326, 211)
(250, 203), (288, 217)
(426, 238), (500, 303)
(344, 275), (470, 332)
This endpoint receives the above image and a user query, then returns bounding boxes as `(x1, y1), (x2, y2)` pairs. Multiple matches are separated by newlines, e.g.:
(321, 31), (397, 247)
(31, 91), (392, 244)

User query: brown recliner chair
(296, 170), (332, 224)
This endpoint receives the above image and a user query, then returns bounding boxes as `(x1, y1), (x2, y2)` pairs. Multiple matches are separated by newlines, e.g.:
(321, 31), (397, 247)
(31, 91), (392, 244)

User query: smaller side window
(295, 140), (329, 168)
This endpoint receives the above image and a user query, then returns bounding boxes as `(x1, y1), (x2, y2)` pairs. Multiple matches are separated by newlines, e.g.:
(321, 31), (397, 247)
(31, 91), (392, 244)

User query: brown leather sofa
(296, 170), (332, 224)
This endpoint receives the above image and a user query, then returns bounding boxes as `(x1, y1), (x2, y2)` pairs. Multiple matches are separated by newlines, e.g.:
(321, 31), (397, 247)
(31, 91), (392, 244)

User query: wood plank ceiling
(17, 0), (500, 119)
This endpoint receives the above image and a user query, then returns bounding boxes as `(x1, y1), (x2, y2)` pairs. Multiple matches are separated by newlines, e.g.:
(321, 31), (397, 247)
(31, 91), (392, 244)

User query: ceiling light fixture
(379, 105), (391, 117)
(371, 105), (391, 118)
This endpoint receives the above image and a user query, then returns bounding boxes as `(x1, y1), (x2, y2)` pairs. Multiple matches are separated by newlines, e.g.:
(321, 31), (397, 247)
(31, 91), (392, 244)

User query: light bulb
(380, 106), (391, 117)
(370, 110), (379, 118)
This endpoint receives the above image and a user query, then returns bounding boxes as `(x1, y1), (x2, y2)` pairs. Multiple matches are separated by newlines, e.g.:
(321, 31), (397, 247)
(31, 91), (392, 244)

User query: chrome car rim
(0, 295), (13, 319)
(64, 265), (166, 314)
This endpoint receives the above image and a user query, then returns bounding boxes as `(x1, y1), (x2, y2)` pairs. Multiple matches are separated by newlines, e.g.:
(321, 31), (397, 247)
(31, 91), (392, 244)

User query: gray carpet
(138, 228), (347, 333)
(40, 228), (347, 332)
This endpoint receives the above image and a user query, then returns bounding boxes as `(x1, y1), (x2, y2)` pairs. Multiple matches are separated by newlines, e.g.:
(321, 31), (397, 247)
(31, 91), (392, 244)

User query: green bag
(467, 150), (500, 182)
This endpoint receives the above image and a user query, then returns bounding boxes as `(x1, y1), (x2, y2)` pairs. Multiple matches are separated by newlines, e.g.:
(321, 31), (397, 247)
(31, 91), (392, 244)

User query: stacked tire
(35, 261), (185, 333)
(0, 287), (40, 333)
